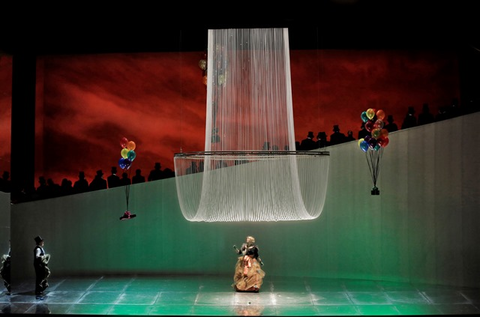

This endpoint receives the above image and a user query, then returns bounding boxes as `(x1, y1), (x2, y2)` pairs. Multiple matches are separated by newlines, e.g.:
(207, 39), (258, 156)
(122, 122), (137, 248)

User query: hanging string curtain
(174, 28), (329, 222)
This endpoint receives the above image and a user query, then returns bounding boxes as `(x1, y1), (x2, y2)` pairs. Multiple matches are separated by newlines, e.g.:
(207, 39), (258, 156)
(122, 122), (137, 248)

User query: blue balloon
(118, 158), (127, 169)
(118, 158), (132, 170)
(360, 140), (369, 152)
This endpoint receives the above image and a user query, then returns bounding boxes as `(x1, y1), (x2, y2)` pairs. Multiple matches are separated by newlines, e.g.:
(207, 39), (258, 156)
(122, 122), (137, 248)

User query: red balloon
(120, 137), (128, 148)
(374, 119), (384, 129)
(365, 120), (374, 132)
(377, 136), (389, 147)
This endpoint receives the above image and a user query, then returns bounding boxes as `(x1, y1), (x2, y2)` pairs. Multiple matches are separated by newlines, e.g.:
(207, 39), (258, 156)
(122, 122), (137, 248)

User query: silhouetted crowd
(1, 97), (478, 202)
(297, 97), (478, 150)
(0, 162), (175, 203)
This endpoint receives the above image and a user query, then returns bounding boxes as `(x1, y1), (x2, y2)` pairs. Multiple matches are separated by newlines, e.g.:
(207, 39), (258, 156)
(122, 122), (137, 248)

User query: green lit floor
(1, 275), (480, 315)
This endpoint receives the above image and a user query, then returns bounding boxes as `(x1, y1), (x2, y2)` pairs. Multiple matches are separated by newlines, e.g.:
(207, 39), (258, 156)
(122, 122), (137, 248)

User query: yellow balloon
(127, 141), (136, 151)
(121, 148), (129, 159)
(366, 108), (376, 120)
(198, 59), (207, 71)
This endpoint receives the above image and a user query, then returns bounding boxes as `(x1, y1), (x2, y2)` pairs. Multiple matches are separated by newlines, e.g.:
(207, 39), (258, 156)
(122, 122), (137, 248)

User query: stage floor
(1, 275), (479, 315)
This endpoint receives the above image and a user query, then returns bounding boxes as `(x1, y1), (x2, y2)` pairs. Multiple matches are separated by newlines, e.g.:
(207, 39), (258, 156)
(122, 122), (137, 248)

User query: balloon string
(125, 184), (130, 210)
(365, 148), (383, 187)
(365, 152), (375, 186)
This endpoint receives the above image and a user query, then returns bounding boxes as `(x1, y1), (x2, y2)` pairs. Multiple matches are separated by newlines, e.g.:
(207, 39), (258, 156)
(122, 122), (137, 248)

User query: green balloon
(127, 150), (136, 161)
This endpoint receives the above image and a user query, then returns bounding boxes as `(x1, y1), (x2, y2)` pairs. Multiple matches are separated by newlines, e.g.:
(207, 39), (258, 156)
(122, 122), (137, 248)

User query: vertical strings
(174, 28), (330, 222)
(206, 29), (291, 153)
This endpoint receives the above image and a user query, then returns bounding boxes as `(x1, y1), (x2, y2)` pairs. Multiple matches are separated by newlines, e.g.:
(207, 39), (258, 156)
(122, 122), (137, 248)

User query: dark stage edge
(1, 274), (479, 316)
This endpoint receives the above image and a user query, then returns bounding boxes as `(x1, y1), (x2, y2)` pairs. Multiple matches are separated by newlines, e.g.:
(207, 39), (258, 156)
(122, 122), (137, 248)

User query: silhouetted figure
(163, 168), (175, 178)
(295, 141), (300, 150)
(89, 170), (107, 191)
(120, 172), (131, 186)
(345, 130), (355, 142)
(60, 178), (74, 196)
(435, 105), (449, 122)
(73, 171), (89, 194)
(401, 106), (417, 129)
(0, 171), (11, 193)
(447, 97), (461, 118)
(316, 132), (329, 148)
(36, 176), (49, 198)
(300, 131), (316, 150)
(358, 122), (369, 140)
(384, 115), (398, 132)
(418, 103), (434, 125)
(211, 127), (221, 143)
(262, 141), (270, 150)
(1, 241), (11, 294)
(132, 169), (145, 184)
(12, 184), (35, 203)
(330, 125), (346, 145)
(148, 162), (164, 181)
(463, 97), (479, 115)
(186, 162), (198, 175)
(47, 178), (61, 198)
(107, 166), (121, 188)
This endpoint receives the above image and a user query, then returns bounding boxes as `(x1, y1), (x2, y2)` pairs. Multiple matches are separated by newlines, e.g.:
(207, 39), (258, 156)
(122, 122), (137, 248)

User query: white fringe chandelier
(174, 28), (329, 222)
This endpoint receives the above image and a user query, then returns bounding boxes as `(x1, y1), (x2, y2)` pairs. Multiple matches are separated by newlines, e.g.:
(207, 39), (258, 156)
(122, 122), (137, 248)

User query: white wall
(6, 112), (480, 288)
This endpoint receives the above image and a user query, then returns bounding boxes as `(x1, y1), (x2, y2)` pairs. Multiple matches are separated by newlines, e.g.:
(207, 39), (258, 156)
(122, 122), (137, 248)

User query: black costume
(33, 236), (50, 297)
(0, 248), (11, 294)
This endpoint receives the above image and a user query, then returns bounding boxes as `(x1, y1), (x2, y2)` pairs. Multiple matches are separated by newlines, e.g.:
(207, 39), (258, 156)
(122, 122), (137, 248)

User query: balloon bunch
(198, 52), (207, 86)
(198, 49), (227, 87)
(358, 108), (389, 152)
(358, 108), (390, 195)
(118, 136), (137, 220)
(118, 137), (136, 170)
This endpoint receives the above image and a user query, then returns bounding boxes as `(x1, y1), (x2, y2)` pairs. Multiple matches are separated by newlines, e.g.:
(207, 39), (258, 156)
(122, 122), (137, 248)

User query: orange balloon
(127, 141), (136, 151)
(376, 109), (385, 120)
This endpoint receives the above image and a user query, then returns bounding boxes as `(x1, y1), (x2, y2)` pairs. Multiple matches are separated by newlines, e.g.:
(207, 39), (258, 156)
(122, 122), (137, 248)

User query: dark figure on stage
(33, 236), (51, 299)
(232, 236), (265, 292)
(0, 242), (11, 294)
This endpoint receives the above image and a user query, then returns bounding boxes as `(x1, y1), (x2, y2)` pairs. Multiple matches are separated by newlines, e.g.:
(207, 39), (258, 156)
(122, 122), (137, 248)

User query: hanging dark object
(118, 136), (138, 219)
(120, 210), (136, 220)
(358, 108), (390, 195)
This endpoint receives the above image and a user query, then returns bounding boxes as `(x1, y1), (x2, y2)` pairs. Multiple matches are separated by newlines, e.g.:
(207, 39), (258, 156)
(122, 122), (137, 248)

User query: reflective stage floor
(1, 275), (480, 315)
